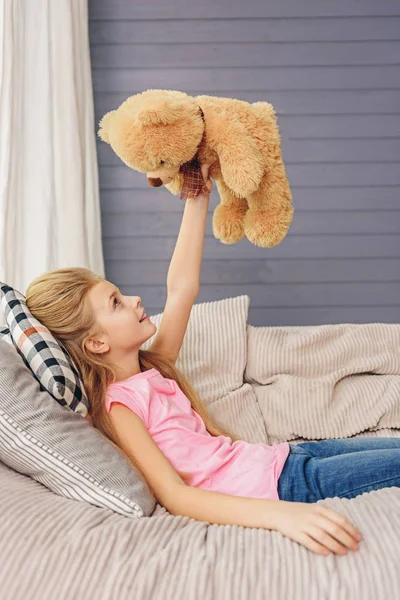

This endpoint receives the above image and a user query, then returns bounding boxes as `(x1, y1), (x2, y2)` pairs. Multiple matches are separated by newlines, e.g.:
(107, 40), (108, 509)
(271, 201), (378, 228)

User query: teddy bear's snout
(147, 177), (163, 188)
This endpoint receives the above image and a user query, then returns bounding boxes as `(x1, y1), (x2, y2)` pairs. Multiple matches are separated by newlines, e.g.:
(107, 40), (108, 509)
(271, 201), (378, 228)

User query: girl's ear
(85, 337), (110, 355)
(98, 110), (116, 144)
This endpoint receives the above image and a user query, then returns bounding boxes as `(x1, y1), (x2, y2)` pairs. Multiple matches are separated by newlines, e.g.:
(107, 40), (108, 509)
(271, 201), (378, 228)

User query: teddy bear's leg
(213, 179), (248, 244)
(243, 102), (294, 247)
(244, 165), (294, 248)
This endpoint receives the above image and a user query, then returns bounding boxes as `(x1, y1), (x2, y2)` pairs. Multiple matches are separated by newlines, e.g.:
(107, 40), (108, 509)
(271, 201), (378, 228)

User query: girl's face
(86, 280), (156, 356)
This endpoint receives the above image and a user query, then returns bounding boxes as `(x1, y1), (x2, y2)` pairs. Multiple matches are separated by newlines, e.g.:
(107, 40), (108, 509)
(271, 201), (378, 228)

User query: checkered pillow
(0, 283), (89, 418)
(0, 327), (11, 344)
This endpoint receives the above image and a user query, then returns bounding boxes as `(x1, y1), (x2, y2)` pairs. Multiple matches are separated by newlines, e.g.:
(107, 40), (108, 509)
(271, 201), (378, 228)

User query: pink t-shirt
(105, 368), (290, 501)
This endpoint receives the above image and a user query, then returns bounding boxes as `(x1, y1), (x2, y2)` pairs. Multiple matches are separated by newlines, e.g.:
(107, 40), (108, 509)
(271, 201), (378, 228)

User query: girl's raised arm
(167, 163), (212, 294)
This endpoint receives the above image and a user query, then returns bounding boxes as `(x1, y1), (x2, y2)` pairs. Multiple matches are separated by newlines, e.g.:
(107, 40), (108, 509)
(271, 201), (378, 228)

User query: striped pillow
(0, 338), (155, 518)
(0, 283), (89, 418)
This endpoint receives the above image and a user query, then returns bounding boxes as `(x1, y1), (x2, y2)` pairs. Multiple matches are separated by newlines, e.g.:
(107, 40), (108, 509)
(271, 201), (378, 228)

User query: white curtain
(0, 0), (105, 302)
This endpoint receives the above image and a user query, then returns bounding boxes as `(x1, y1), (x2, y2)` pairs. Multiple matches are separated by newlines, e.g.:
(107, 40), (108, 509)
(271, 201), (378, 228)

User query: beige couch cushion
(142, 294), (250, 405)
(245, 322), (400, 444)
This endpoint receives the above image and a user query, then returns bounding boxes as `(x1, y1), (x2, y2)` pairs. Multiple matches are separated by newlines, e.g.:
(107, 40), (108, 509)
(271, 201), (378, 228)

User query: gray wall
(88, 0), (400, 326)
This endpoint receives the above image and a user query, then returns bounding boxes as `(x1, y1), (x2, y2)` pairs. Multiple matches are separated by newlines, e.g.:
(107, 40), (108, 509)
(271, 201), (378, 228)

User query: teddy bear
(98, 89), (294, 248)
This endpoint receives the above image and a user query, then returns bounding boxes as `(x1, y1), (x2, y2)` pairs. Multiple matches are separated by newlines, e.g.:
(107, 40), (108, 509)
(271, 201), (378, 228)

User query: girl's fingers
(199, 162), (213, 195)
(200, 162), (211, 182)
(315, 505), (363, 541)
(305, 524), (349, 555)
(297, 532), (331, 556)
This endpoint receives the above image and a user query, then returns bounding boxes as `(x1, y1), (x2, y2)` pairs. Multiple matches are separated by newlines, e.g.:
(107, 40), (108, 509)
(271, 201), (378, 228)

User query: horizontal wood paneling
(91, 66), (400, 92)
(89, 1), (400, 325)
(101, 211), (400, 237)
(112, 282), (400, 307)
(102, 235), (400, 260)
(99, 187), (400, 212)
(242, 306), (400, 326)
(89, 17), (400, 44)
(89, 0), (400, 20)
(105, 258), (400, 285)
(112, 305), (400, 326)
(90, 41), (400, 68)
(93, 90), (400, 117)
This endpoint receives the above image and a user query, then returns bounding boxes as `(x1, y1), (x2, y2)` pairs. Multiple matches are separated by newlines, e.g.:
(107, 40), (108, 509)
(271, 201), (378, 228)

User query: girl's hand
(273, 501), (363, 557)
(200, 162), (213, 196)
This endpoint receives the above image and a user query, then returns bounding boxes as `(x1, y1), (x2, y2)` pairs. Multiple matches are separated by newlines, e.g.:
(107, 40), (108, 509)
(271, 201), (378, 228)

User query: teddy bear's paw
(212, 204), (246, 244)
(244, 207), (293, 248)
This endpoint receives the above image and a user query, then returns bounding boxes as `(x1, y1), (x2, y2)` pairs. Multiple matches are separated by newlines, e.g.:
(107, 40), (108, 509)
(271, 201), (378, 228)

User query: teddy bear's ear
(136, 97), (185, 127)
(97, 110), (116, 144)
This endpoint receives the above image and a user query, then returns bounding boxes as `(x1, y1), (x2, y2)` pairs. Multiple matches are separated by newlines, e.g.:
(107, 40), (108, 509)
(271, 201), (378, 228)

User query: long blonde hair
(25, 267), (240, 487)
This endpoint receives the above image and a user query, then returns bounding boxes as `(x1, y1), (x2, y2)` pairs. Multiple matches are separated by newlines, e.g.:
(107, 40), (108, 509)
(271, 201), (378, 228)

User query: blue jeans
(277, 437), (400, 503)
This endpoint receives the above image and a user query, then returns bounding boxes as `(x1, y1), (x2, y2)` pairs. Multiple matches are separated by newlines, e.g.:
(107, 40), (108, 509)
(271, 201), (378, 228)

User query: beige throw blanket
(245, 323), (400, 443)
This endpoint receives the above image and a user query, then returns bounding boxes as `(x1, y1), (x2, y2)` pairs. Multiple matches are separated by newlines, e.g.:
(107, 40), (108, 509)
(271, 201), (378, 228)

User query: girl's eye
(113, 297), (122, 308)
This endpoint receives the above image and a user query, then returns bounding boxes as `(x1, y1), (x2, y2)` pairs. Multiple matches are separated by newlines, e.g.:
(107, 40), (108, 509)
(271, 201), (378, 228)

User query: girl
(25, 164), (399, 559)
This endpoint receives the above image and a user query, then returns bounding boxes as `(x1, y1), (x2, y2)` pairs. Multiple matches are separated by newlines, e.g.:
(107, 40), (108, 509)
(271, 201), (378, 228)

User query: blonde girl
(25, 163), (377, 559)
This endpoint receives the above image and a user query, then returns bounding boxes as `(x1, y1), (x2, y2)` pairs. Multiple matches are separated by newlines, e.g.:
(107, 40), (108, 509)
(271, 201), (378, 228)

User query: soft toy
(98, 89), (294, 248)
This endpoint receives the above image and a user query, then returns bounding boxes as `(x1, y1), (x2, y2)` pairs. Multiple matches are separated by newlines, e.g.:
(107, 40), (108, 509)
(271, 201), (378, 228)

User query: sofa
(0, 294), (399, 600)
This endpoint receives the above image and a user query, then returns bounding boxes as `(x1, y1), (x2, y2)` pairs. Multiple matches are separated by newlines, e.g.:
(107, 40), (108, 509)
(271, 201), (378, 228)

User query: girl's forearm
(167, 192), (210, 292)
(165, 483), (283, 530)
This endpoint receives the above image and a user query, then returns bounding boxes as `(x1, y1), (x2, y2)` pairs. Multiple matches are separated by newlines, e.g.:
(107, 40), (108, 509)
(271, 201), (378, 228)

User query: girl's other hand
(273, 501), (363, 557)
